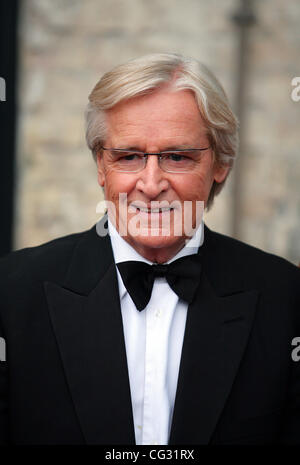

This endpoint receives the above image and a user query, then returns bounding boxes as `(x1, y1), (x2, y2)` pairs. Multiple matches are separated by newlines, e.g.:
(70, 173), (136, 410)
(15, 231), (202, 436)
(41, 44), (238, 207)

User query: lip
(130, 205), (175, 214)
(129, 201), (177, 211)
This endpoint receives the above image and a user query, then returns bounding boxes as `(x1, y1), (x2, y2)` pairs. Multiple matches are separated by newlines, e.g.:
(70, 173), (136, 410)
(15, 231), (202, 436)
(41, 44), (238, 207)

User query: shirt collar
(107, 218), (204, 300)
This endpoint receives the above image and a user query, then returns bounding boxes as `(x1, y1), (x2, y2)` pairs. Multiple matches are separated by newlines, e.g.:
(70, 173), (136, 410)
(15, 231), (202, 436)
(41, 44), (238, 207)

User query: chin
(128, 233), (186, 256)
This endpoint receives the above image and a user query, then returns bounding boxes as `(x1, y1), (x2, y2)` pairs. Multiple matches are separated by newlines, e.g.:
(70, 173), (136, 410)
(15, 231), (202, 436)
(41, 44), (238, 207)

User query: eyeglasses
(100, 146), (211, 173)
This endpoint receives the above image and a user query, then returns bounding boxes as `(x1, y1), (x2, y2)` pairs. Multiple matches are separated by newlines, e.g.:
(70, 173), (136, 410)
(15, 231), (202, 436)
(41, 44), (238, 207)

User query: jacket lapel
(44, 219), (259, 445)
(44, 217), (135, 444)
(169, 226), (260, 444)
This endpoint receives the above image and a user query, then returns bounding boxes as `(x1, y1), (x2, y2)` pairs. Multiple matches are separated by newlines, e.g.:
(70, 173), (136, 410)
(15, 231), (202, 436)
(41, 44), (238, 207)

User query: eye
(112, 151), (142, 161)
(170, 153), (186, 161)
(123, 153), (141, 161)
(166, 152), (190, 162)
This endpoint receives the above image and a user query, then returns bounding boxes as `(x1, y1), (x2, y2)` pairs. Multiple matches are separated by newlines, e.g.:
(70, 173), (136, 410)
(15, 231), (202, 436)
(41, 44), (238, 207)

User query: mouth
(130, 205), (175, 214)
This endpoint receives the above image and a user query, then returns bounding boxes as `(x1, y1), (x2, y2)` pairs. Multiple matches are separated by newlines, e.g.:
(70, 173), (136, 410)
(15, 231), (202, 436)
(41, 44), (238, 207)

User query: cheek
(173, 171), (213, 200)
(103, 171), (137, 201)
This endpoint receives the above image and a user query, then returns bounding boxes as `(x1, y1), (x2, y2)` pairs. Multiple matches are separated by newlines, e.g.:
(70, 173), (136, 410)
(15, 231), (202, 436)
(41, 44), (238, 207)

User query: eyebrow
(112, 145), (198, 151)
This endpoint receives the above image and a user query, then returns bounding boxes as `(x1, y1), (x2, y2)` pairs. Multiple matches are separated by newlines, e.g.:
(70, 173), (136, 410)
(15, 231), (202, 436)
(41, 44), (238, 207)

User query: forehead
(105, 89), (207, 145)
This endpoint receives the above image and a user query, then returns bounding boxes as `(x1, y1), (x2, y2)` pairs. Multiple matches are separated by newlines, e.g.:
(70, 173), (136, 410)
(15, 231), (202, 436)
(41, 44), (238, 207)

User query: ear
(213, 163), (230, 184)
(96, 152), (105, 187)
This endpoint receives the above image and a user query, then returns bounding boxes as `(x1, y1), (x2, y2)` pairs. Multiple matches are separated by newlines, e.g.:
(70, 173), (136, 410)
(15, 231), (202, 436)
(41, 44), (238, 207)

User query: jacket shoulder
(207, 226), (298, 269)
(204, 226), (300, 292)
(0, 226), (96, 284)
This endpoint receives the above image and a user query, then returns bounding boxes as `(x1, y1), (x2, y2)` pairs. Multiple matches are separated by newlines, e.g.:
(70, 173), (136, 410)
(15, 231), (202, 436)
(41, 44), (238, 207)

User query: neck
(107, 216), (202, 264)
(123, 237), (187, 264)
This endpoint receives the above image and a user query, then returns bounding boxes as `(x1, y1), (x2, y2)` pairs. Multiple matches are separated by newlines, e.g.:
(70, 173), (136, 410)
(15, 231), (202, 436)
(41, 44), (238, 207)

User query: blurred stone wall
(15, 0), (300, 264)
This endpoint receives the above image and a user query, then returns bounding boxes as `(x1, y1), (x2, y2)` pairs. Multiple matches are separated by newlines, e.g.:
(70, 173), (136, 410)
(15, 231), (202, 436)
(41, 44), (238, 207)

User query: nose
(135, 154), (169, 199)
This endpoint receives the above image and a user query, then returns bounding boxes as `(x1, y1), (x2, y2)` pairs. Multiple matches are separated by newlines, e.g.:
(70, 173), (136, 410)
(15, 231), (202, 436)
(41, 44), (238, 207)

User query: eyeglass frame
(99, 146), (212, 173)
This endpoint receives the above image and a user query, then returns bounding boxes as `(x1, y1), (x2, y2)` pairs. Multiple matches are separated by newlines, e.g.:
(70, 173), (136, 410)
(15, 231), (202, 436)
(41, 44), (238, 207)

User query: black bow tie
(116, 253), (202, 311)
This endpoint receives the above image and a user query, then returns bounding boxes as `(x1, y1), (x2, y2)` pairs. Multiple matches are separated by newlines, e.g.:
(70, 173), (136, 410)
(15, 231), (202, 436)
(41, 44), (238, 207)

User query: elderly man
(0, 53), (299, 445)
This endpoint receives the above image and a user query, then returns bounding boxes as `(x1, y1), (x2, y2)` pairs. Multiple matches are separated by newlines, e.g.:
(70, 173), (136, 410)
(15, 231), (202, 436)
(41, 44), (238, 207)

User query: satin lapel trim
(44, 263), (136, 445)
(169, 273), (259, 445)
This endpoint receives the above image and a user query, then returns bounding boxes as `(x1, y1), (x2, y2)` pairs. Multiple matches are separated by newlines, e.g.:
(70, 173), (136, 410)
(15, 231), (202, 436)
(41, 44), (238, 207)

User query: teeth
(133, 206), (173, 213)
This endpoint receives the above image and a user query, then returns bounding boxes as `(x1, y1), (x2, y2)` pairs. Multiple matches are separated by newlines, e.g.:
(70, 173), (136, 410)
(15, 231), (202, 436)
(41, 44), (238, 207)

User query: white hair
(85, 52), (238, 209)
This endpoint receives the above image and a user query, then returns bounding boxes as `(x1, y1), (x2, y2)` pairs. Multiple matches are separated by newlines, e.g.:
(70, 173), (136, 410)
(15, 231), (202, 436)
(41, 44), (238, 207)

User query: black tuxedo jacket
(0, 219), (300, 445)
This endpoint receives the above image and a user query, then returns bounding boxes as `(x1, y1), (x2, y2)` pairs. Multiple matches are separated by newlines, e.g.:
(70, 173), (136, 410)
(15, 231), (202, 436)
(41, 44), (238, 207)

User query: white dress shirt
(108, 219), (204, 445)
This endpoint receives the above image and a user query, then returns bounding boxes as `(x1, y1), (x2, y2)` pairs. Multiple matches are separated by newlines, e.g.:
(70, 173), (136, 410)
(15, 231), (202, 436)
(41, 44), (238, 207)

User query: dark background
(0, 0), (19, 257)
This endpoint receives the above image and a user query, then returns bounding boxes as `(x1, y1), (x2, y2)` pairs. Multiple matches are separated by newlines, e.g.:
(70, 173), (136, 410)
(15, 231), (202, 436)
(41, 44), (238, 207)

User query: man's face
(96, 88), (229, 262)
